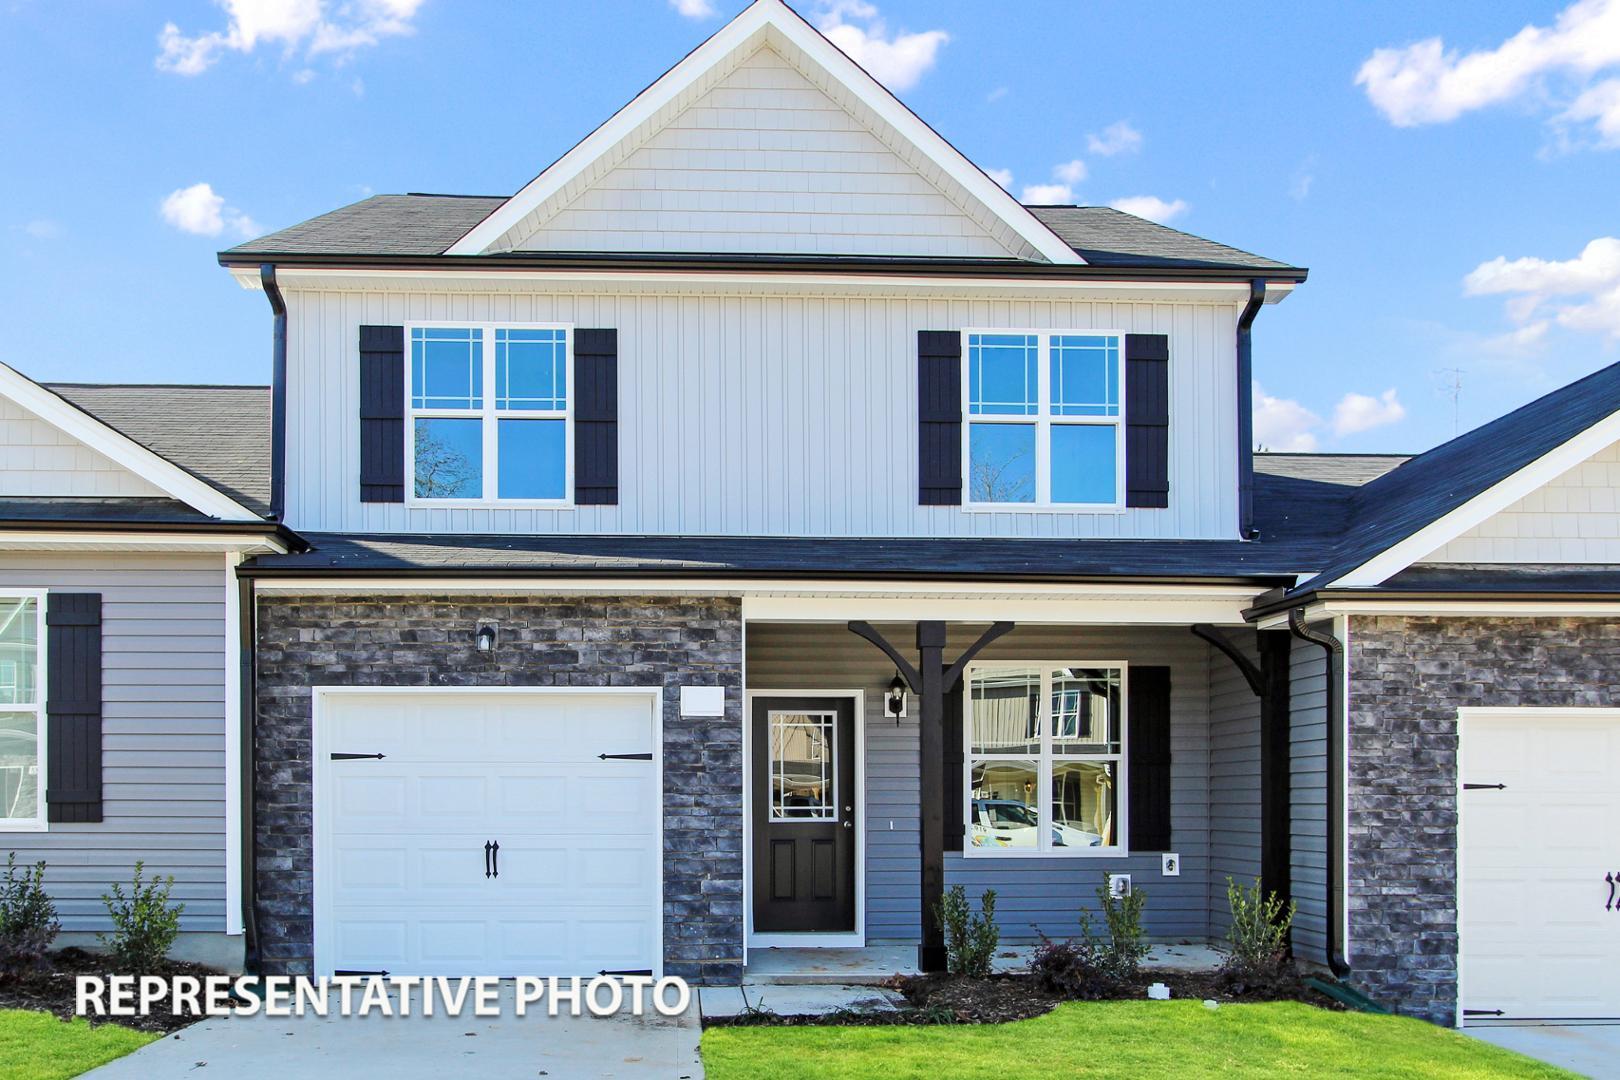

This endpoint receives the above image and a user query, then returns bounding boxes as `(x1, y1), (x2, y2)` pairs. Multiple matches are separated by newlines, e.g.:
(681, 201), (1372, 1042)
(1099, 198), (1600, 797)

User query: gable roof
(1296, 359), (1620, 594)
(223, 194), (1303, 275)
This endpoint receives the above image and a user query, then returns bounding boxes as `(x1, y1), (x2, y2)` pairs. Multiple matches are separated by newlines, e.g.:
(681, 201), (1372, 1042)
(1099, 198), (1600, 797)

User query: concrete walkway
(1466, 1024), (1616, 1079)
(85, 984), (704, 1080)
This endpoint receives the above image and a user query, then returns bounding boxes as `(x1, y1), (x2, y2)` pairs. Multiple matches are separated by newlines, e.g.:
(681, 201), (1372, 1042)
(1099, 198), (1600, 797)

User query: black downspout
(237, 573), (260, 972)
(260, 264), (287, 522)
(1236, 279), (1266, 540)
(1288, 609), (1351, 977)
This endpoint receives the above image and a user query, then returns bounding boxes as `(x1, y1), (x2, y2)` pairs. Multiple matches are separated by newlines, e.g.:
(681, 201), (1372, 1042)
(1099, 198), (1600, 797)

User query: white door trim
(310, 685), (664, 978)
(1455, 706), (1620, 1027)
(743, 688), (866, 950)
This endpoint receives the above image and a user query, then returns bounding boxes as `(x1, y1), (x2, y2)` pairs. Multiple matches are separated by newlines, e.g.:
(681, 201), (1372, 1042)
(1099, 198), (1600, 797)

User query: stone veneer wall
(1347, 615), (1620, 1024)
(253, 594), (744, 983)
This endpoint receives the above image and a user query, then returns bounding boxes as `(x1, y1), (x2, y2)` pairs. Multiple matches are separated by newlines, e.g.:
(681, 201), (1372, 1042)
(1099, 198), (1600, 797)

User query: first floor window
(965, 331), (1123, 506)
(966, 662), (1125, 855)
(408, 324), (572, 503)
(0, 593), (42, 829)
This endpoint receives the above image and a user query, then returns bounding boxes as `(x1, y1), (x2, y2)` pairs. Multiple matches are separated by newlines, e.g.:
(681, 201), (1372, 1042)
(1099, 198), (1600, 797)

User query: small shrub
(100, 861), (184, 973)
(1085, 881), (1149, 980)
(1028, 934), (1116, 999)
(1219, 876), (1298, 994)
(0, 853), (59, 977)
(935, 885), (999, 977)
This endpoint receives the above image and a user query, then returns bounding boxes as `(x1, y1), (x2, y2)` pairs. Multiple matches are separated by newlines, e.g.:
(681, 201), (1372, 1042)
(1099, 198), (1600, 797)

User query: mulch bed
(0, 948), (224, 1034)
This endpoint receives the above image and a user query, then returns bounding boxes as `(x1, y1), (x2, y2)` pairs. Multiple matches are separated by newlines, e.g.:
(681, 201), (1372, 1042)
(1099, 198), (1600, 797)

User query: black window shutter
(918, 331), (962, 505)
(359, 325), (405, 503)
(1127, 665), (1172, 852)
(1125, 333), (1170, 508)
(574, 329), (619, 505)
(944, 682), (965, 852)
(46, 593), (102, 824)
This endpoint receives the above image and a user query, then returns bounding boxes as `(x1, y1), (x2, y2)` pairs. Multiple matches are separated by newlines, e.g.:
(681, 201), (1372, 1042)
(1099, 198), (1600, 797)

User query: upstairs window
(964, 331), (1123, 507)
(406, 324), (572, 504)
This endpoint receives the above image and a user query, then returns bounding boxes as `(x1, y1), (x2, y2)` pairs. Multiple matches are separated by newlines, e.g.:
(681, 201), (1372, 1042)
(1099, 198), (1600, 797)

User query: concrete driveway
(1467, 1023), (1617, 1078)
(85, 984), (704, 1080)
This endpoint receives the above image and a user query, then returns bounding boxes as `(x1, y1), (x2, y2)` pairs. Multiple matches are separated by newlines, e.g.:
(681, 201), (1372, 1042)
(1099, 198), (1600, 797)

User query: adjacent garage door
(313, 690), (660, 978)
(1460, 709), (1620, 1022)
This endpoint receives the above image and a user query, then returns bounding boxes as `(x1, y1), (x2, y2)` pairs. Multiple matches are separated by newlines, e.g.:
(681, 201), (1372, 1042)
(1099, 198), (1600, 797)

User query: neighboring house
(5, 0), (1619, 1029)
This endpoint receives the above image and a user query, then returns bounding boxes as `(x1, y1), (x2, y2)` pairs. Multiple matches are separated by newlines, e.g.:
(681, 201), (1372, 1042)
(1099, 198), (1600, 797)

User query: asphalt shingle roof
(46, 384), (272, 516)
(0, 497), (214, 525)
(223, 195), (1301, 273)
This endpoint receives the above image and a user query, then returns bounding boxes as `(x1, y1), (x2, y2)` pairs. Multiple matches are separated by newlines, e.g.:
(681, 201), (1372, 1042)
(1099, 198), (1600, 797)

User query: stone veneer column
(253, 595), (744, 983)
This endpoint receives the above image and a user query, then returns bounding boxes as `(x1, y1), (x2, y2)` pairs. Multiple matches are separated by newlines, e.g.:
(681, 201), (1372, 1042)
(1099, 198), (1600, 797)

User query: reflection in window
(969, 667), (1040, 755)
(968, 423), (1035, 504)
(1050, 667), (1122, 754)
(0, 596), (41, 828)
(770, 711), (836, 821)
(411, 327), (483, 410)
(969, 760), (1038, 848)
(413, 418), (483, 499)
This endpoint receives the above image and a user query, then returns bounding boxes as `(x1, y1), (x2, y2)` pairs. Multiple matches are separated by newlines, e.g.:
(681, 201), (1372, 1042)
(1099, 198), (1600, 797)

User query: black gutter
(0, 517), (308, 549)
(260, 264), (288, 522)
(1237, 279), (1266, 540)
(236, 572), (260, 972)
(222, 251), (1308, 283)
(1287, 609), (1351, 978)
(1246, 586), (1620, 621)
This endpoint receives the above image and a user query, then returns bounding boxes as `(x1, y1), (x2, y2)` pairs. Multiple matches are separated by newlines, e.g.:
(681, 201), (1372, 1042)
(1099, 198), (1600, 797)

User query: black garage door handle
(491, 840), (499, 879)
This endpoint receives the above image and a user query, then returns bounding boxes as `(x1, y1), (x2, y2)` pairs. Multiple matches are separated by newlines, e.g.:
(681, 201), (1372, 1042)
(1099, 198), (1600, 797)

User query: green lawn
(0, 1009), (157, 1080)
(702, 1001), (1576, 1080)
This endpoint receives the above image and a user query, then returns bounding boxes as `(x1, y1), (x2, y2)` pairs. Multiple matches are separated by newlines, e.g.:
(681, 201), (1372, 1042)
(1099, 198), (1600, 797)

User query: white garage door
(1461, 709), (1620, 1022)
(314, 690), (660, 978)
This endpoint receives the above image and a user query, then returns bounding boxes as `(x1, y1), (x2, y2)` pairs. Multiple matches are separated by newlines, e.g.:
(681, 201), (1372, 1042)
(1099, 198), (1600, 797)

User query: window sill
(961, 846), (1128, 859)
(959, 503), (1127, 514)
(405, 500), (579, 511)
(0, 821), (48, 833)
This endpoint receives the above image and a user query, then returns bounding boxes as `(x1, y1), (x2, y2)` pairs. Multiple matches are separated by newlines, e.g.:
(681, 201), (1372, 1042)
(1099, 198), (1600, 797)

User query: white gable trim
(1326, 406), (1620, 589)
(0, 362), (261, 521)
(446, 0), (1081, 265)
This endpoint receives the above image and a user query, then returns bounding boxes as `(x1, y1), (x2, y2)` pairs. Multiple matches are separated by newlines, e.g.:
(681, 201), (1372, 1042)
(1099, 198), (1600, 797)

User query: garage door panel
(318, 691), (660, 977)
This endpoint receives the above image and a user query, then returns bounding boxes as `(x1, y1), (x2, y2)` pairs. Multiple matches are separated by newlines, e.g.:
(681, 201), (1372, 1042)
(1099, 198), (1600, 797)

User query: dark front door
(751, 696), (857, 933)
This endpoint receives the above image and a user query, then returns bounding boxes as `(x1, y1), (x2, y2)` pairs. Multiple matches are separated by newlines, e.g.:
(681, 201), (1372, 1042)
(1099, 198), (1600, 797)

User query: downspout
(1236, 279), (1266, 540)
(260, 264), (287, 522)
(237, 572), (260, 972)
(1288, 609), (1351, 977)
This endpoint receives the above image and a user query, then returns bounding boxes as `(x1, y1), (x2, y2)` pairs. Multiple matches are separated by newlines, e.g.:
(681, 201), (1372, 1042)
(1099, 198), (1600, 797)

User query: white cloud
(986, 85), (1008, 103)
(1356, 0), (1620, 148)
(814, 0), (948, 92)
(1253, 385), (1321, 452)
(1053, 159), (1087, 184)
(1086, 120), (1142, 157)
(1109, 195), (1189, 224)
(985, 167), (1013, 188)
(156, 0), (425, 76)
(1464, 237), (1620, 338)
(1021, 183), (1073, 204)
(668, 0), (717, 18)
(160, 182), (260, 239)
(19, 220), (59, 240)
(1332, 389), (1407, 436)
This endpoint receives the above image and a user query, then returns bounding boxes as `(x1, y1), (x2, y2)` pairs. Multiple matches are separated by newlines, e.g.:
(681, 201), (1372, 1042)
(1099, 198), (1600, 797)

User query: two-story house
(6, 0), (1620, 1028)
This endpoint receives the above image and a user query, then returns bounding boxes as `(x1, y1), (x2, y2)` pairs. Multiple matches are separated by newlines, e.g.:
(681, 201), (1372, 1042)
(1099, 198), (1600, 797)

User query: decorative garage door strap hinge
(1461, 782), (1505, 790)
(331, 752), (386, 760)
(334, 969), (390, 977)
(599, 969), (654, 977)
(599, 752), (654, 760)
(1463, 1009), (1505, 1017)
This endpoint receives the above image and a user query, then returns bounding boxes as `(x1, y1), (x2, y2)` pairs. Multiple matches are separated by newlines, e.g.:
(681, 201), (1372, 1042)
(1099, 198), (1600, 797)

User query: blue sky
(2, 0), (1618, 454)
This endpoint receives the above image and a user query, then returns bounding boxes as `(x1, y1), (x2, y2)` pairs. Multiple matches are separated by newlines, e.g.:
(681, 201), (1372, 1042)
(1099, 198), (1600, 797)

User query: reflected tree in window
(413, 426), (479, 499)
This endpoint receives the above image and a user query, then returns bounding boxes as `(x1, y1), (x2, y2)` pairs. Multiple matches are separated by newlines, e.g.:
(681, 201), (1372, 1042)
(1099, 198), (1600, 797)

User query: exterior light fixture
(886, 672), (907, 723)
(475, 625), (497, 653)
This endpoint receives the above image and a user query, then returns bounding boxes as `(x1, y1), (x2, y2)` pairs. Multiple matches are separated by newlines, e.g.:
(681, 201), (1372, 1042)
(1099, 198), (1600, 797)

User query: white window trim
(962, 659), (1128, 859)
(959, 328), (1127, 512)
(403, 321), (577, 509)
(0, 589), (47, 833)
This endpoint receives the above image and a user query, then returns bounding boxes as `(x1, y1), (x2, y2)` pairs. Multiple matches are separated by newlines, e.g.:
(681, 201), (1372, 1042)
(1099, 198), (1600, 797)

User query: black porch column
(915, 621), (948, 972)
(1258, 629), (1293, 908)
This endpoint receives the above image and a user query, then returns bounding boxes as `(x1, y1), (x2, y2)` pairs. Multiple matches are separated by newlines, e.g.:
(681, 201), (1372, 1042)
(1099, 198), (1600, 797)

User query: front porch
(740, 608), (1315, 972)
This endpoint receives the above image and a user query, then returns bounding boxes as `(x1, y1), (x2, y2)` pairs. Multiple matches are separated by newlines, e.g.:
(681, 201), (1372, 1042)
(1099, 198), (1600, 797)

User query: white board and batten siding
(748, 623), (1241, 943)
(0, 552), (227, 932)
(0, 397), (165, 498)
(283, 288), (1242, 539)
(1425, 440), (1620, 564)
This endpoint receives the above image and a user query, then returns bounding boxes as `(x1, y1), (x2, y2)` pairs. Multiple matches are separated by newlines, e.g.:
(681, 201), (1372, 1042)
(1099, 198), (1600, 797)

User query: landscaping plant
(99, 861), (184, 973)
(1084, 881), (1149, 981)
(935, 885), (999, 977)
(1219, 876), (1298, 994)
(0, 853), (59, 978)
(1030, 881), (1150, 997)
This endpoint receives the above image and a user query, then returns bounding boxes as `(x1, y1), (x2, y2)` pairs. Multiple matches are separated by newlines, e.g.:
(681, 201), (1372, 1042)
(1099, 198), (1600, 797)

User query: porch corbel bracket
(847, 621), (921, 692)
(943, 621), (1017, 689)
(1190, 623), (1265, 697)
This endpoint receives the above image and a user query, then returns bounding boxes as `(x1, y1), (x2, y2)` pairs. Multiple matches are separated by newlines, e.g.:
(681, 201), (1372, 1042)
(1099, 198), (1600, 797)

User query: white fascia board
(1259, 598), (1620, 625)
(0, 531), (286, 554)
(1325, 407), (1620, 589)
(444, 0), (1081, 266)
(0, 361), (261, 521)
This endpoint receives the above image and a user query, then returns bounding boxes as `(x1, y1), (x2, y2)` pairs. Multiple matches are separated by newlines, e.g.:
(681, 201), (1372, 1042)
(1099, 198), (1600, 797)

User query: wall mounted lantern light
(475, 624), (498, 653)
(886, 672), (907, 724)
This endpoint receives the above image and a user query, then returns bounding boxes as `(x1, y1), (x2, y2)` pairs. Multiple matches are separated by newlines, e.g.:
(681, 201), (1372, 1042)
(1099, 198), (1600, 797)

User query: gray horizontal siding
(1289, 630), (1329, 962)
(748, 622), (1220, 945)
(1206, 629), (1261, 940)
(0, 552), (228, 932)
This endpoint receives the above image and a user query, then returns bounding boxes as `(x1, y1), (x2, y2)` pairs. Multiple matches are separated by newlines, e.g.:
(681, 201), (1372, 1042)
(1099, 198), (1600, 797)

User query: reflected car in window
(970, 798), (1102, 849)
